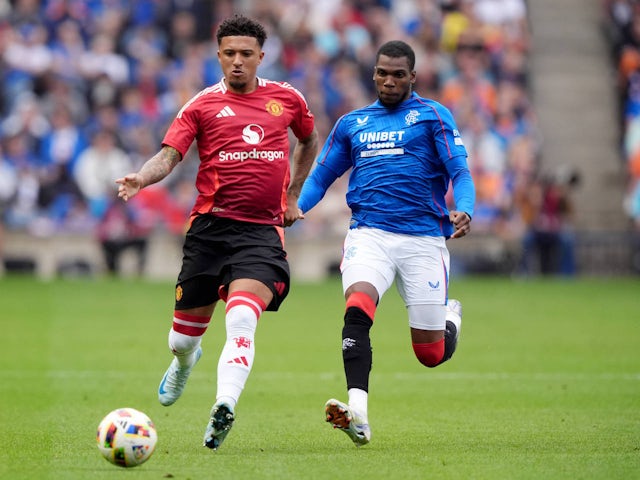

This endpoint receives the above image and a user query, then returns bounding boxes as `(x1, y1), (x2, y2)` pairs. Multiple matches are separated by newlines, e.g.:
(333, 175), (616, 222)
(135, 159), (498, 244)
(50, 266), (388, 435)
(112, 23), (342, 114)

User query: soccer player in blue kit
(298, 40), (476, 446)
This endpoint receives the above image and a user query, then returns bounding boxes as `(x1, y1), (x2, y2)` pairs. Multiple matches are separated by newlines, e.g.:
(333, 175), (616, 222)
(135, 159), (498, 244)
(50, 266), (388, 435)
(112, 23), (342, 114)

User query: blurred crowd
(603, 0), (640, 231)
(0, 0), (548, 274)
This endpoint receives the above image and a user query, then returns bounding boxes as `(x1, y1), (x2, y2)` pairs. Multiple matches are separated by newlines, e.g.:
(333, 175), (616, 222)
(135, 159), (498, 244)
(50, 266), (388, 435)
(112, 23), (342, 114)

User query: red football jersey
(162, 77), (315, 225)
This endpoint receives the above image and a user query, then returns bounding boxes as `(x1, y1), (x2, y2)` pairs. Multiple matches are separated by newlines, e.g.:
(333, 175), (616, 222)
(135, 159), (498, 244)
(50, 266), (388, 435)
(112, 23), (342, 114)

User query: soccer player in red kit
(115, 15), (318, 450)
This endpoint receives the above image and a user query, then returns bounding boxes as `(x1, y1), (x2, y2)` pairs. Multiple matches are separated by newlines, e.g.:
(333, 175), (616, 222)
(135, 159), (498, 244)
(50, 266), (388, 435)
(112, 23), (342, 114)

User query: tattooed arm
(283, 128), (319, 227)
(116, 146), (182, 202)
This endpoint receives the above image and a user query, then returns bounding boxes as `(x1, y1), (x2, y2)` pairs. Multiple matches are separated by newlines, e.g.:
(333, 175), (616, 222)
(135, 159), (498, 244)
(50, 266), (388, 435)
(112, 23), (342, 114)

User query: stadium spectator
(0, 143), (17, 256)
(73, 129), (131, 219)
(624, 177), (640, 272)
(441, 31), (497, 126)
(115, 15), (318, 451)
(298, 40), (475, 447)
(1, 91), (50, 144)
(49, 19), (87, 88)
(515, 167), (578, 276)
(39, 74), (89, 126)
(78, 33), (129, 85)
(96, 191), (150, 276)
(1, 133), (40, 230)
(2, 21), (52, 111)
(459, 110), (506, 230)
(36, 104), (87, 228)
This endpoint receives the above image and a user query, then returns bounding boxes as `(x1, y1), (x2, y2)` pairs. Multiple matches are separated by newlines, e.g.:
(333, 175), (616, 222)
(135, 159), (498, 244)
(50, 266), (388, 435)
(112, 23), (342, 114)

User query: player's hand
(283, 207), (305, 227)
(115, 173), (143, 202)
(283, 192), (305, 227)
(450, 211), (471, 239)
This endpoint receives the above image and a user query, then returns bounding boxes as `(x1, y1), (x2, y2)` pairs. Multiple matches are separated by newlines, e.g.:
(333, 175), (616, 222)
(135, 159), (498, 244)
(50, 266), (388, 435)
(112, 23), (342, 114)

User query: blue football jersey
(299, 92), (475, 237)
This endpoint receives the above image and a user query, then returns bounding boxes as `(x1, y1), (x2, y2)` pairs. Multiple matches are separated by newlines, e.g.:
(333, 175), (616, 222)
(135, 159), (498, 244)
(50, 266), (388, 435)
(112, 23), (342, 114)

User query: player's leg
(325, 228), (394, 446)
(397, 236), (462, 367)
(204, 236), (289, 450)
(158, 274), (218, 406)
(408, 300), (461, 366)
(325, 279), (378, 447)
(203, 279), (272, 450)
(159, 215), (223, 406)
(214, 279), (271, 410)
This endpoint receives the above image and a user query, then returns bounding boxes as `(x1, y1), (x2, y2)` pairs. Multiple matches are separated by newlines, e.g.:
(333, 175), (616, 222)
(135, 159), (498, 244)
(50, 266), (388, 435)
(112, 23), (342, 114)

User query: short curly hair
(376, 40), (416, 71)
(216, 14), (267, 47)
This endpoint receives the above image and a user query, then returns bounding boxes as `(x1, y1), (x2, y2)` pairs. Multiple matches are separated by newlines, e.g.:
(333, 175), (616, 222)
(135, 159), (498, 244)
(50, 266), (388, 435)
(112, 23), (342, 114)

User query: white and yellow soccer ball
(96, 407), (157, 468)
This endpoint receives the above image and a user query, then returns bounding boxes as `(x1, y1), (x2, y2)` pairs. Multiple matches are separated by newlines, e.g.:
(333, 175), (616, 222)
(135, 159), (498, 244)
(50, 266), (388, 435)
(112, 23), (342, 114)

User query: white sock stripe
(227, 294), (263, 311)
(226, 296), (263, 317)
(173, 317), (211, 328)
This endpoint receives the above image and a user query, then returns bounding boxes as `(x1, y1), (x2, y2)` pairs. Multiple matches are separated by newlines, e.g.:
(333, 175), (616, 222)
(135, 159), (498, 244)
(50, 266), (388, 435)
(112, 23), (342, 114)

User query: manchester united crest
(265, 99), (284, 116)
(175, 285), (183, 301)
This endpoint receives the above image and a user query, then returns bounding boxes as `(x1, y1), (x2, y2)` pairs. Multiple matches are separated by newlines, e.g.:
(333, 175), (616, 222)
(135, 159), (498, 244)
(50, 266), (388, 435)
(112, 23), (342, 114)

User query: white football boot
(325, 398), (371, 447)
(158, 347), (202, 406)
(203, 402), (235, 450)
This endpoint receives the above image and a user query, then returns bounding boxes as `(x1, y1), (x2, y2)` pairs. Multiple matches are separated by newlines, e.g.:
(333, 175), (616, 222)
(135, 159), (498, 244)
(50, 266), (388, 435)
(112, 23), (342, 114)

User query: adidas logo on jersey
(216, 106), (236, 117)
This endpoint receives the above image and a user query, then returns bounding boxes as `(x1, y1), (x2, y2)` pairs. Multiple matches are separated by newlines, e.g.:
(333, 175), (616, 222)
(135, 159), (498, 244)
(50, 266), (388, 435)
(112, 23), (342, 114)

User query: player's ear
(410, 70), (416, 85)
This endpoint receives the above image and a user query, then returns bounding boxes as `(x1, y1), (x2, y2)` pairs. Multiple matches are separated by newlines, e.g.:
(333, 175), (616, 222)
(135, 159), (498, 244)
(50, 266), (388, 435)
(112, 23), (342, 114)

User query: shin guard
(342, 293), (375, 391)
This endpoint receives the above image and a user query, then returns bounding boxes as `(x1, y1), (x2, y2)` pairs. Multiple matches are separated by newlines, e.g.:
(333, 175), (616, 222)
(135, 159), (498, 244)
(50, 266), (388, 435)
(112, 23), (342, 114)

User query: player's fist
(449, 211), (471, 239)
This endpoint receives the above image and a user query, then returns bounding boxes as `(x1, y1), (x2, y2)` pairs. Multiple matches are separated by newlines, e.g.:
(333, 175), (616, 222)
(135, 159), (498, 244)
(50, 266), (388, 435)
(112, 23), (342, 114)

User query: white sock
(216, 395), (237, 410)
(169, 312), (210, 367)
(216, 293), (263, 407)
(348, 388), (368, 421)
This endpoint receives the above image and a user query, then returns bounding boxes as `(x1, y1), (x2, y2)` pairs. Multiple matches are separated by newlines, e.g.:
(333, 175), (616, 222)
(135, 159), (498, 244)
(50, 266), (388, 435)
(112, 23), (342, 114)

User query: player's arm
(297, 116), (352, 216)
(116, 145), (182, 202)
(446, 155), (475, 239)
(284, 127), (319, 226)
(432, 103), (475, 238)
(297, 162), (341, 215)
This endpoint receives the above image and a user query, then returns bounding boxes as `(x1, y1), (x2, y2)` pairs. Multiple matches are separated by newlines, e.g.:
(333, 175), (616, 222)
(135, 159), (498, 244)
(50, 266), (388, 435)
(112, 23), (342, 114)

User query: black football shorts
(175, 214), (290, 311)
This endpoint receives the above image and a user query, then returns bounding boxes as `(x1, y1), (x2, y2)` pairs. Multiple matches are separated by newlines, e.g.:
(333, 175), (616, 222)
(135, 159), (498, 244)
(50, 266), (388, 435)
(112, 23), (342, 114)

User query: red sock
(412, 339), (445, 367)
(346, 292), (376, 320)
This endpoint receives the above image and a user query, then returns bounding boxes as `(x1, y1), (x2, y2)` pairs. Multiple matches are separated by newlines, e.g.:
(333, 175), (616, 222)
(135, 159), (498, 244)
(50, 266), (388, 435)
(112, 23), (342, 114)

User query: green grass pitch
(0, 274), (638, 479)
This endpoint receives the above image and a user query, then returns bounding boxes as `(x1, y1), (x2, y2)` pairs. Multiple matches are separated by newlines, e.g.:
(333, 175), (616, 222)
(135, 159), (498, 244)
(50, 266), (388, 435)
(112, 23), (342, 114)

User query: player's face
(218, 36), (264, 94)
(373, 55), (416, 107)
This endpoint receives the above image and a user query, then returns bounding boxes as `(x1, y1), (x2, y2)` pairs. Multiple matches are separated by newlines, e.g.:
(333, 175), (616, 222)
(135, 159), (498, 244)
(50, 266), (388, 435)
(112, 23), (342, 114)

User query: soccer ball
(96, 407), (157, 468)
